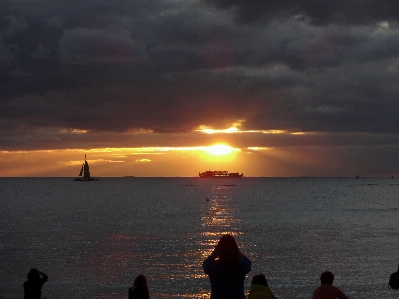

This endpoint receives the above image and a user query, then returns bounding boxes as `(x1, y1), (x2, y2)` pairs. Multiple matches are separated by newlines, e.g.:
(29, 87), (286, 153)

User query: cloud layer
(2, 0), (399, 159)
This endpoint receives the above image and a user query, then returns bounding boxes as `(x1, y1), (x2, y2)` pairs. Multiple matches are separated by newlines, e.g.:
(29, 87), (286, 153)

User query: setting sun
(205, 144), (237, 156)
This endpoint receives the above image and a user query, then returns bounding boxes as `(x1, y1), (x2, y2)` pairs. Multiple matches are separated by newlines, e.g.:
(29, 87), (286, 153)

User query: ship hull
(199, 171), (243, 178)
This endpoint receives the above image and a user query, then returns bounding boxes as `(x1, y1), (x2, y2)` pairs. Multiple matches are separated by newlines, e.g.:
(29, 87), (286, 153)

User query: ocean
(0, 177), (398, 299)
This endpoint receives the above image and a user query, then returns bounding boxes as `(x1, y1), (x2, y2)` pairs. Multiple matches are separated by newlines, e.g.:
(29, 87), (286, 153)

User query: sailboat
(74, 154), (98, 181)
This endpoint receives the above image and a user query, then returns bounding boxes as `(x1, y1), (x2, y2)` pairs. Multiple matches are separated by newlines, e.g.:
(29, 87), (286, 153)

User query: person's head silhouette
(320, 271), (334, 284)
(216, 234), (242, 266)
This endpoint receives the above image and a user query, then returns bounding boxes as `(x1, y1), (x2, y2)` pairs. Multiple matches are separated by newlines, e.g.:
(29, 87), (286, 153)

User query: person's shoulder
(250, 283), (266, 291)
(241, 255), (251, 263)
(314, 283), (343, 294)
(240, 255), (251, 270)
(329, 284), (346, 294)
(313, 283), (331, 294)
(328, 284), (348, 299)
(203, 257), (217, 267)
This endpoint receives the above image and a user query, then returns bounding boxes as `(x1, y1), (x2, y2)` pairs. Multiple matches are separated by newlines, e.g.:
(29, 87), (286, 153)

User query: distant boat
(199, 170), (243, 178)
(74, 155), (98, 181)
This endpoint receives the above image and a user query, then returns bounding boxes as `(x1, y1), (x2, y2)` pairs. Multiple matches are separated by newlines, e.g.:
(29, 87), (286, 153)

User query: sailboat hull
(74, 177), (98, 181)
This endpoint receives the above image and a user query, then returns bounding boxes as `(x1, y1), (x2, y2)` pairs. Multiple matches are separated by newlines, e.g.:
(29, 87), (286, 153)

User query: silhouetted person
(23, 268), (48, 299)
(388, 264), (399, 289)
(313, 271), (349, 299)
(248, 273), (276, 299)
(128, 274), (150, 299)
(202, 234), (251, 299)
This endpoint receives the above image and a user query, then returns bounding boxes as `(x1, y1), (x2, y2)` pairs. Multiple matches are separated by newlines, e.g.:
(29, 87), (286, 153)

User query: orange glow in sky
(0, 128), (360, 177)
(0, 144), (246, 177)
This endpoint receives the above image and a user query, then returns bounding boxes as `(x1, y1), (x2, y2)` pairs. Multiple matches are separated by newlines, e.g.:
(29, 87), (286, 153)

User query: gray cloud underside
(2, 0), (399, 150)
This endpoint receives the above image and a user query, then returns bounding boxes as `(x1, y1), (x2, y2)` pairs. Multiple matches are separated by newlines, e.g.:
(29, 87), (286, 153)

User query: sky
(2, 0), (399, 177)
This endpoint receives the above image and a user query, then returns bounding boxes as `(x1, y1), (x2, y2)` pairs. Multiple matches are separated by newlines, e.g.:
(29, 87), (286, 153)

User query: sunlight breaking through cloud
(196, 126), (293, 135)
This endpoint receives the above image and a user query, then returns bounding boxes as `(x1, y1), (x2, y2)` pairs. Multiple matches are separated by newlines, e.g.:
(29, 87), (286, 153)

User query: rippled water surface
(1, 177), (398, 298)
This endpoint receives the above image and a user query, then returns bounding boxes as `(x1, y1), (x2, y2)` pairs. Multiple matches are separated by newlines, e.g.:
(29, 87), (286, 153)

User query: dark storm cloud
(203, 0), (399, 26)
(2, 0), (399, 150)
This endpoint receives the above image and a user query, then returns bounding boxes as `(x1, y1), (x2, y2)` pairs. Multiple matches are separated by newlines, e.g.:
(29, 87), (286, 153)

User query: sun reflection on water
(198, 183), (244, 258)
(194, 183), (246, 298)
